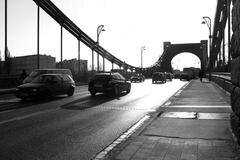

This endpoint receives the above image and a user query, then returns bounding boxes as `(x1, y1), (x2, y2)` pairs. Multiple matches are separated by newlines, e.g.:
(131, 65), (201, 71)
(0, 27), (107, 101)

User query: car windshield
(93, 75), (111, 81)
(29, 71), (39, 78)
(113, 73), (125, 80)
(32, 75), (58, 83)
(29, 70), (47, 78)
(133, 74), (140, 77)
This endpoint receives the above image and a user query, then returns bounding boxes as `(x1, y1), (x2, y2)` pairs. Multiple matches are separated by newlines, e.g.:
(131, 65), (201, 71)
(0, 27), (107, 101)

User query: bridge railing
(208, 72), (234, 94)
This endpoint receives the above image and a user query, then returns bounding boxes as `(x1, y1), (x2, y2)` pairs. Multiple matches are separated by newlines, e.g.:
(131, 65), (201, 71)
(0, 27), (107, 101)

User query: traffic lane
(0, 80), (187, 159)
(0, 79), (187, 131)
(0, 101), (147, 160)
(0, 86), (91, 124)
(61, 79), (187, 113)
(110, 79), (188, 111)
(0, 80), (187, 129)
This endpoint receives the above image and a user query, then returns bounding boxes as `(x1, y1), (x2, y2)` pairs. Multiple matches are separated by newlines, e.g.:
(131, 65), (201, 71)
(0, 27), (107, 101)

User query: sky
(0, 0), (217, 71)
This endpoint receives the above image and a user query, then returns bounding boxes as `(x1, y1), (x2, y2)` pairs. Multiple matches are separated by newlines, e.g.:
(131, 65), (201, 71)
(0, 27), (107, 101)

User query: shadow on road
(0, 96), (66, 112)
(61, 93), (127, 110)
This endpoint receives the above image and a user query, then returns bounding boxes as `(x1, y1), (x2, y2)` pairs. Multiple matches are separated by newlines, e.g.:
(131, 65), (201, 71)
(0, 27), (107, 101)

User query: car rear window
(33, 75), (59, 83)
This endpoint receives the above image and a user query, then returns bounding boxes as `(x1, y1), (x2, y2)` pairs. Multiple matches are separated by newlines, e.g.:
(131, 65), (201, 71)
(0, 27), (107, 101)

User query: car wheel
(90, 91), (96, 97)
(126, 86), (131, 94)
(67, 87), (74, 96)
(114, 86), (120, 96)
(43, 89), (52, 99)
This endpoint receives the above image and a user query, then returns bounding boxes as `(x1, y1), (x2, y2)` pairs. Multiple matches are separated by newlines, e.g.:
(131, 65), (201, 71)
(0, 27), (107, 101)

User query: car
(164, 72), (173, 81)
(130, 73), (145, 82)
(180, 72), (190, 81)
(152, 72), (166, 84)
(23, 68), (73, 84)
(16, 74), (75, 100)
(88, 72), (131, 97)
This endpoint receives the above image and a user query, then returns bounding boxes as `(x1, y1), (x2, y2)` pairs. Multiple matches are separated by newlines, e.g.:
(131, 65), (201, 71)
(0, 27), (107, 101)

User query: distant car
(174, 73), (181, 79)
(23, 68), (73, 84)
(180, 72), (190, 81)
(130, 73), (145, 82)
(16, 74), (75, 100)
(152, 72), (166, 84)
(164, 72), (173, 81)
(88, 72), (131, 97)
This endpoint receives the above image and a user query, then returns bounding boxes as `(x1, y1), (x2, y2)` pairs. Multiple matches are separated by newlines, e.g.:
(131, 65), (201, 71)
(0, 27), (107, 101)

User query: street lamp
(141, 46), (146, 69)
(97, 25), (105, 44)
(97, 25), (105, 72)
(202, 16), (212, 80)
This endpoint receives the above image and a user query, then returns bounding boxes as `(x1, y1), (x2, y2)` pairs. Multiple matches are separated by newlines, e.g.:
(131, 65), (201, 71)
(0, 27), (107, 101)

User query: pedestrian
(199, 69), (203, 82)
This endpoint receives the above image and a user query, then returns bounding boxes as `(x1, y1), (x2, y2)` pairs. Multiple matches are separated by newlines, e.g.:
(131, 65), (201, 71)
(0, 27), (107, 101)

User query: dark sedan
(180, 72), (190, 81)
(16, 74), (75, 100)
(152, 72), (166, 84)
(165, 72), (173, 81)
(88, 72), (131, 97)
(130, 73), (145, 83)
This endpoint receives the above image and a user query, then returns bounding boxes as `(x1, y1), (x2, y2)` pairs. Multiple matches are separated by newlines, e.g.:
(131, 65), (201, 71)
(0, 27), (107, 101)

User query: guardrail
(208, 72), (234, 94)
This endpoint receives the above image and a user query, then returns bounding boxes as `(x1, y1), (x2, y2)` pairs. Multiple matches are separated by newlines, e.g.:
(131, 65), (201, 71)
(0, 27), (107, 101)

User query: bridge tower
(158, 40), (208, 72)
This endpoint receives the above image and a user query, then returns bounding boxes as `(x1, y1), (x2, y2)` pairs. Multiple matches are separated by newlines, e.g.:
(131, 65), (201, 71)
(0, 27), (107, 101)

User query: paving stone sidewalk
(104, 79), (240, 160)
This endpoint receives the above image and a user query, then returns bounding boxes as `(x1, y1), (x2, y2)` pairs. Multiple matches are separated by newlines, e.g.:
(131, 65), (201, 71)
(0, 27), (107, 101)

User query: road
(0, 79), (188, 160)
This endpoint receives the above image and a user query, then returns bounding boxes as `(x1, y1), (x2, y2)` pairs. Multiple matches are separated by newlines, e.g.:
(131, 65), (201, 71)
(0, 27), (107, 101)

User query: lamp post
(141, 46), (146, 70)
(97, 25), (105, 72)
(202, 16), (212, 80)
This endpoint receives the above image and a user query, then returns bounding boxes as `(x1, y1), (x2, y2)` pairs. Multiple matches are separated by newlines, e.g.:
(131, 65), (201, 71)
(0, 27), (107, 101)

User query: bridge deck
(108, 79), (240, 160)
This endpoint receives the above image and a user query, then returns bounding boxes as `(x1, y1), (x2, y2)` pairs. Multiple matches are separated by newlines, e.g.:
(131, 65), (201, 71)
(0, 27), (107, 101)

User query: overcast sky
(0, 0), (217, 70)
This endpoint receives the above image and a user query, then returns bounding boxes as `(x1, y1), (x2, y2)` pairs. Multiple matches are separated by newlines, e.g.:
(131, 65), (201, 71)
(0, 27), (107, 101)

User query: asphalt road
(0, 79), (187, 160)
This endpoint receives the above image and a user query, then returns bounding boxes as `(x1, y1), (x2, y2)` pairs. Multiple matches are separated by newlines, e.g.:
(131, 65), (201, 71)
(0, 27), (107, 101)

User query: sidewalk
(105, 79), (240, 160)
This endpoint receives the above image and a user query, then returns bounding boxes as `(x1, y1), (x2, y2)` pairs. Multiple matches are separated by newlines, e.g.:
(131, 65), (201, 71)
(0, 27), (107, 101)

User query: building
(10, 54), (56, 75)
(56, 58), (88, 76)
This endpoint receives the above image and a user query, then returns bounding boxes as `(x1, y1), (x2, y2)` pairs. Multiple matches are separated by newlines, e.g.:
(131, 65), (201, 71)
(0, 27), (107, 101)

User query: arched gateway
(158, 40), (208, 72)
